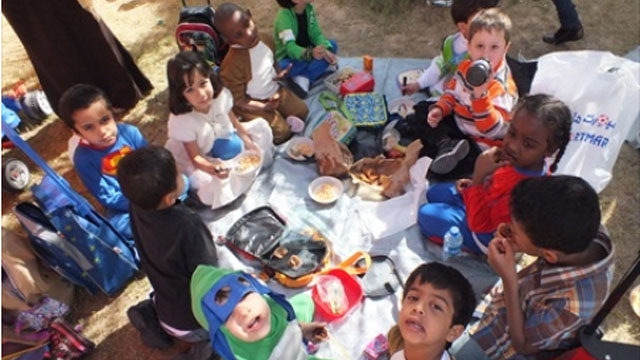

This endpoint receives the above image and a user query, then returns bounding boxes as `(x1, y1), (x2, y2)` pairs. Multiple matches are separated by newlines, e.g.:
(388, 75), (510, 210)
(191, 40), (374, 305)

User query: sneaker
(543, 26), (584, 45)
(127, 299), (174, 349)
(429, 139), (470, 175)
(287, 76), (309, 99)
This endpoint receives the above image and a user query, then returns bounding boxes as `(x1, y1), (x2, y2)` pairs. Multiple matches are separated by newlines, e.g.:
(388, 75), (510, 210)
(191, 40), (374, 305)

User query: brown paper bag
(312, 122), (353, 177)
(349, 140), (423, 199)
(2, 228), (75, 311)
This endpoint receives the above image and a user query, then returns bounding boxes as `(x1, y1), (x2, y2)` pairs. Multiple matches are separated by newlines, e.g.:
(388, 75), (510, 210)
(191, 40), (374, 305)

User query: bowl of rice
(308, 176), (343, 204)
(234, 151), (262, 177)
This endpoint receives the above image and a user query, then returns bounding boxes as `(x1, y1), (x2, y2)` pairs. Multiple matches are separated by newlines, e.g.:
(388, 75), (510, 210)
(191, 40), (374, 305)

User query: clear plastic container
(315, 275), (348, 317)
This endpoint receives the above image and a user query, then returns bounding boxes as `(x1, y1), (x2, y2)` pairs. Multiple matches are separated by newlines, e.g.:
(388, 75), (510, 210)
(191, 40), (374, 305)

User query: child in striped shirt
(425, 8), (518, 176)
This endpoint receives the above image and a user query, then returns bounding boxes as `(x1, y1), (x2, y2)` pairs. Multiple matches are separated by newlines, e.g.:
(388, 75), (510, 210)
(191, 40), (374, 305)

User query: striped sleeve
(470, 81), (510, 134)
(436, 92), (456, 116)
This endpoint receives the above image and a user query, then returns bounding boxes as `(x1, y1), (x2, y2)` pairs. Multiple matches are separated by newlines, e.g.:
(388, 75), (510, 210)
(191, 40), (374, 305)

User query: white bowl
(286, 137), (315, 161)
(233, 151), (262, 176)
(308, 176), (343, 204)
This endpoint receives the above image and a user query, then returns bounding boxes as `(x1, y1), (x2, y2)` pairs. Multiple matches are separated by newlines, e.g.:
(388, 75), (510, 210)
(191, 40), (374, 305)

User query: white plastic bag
(530, 51), (640, 192)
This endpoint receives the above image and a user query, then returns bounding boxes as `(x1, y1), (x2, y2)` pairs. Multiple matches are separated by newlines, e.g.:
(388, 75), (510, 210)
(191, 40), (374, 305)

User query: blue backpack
(3, 120), (139, 296)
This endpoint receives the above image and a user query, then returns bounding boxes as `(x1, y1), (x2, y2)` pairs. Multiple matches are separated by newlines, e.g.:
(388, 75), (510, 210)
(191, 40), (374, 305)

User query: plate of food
(286, 137), (315, 161)
(234, 151), (262, 176)
(308, 176), (343, 204)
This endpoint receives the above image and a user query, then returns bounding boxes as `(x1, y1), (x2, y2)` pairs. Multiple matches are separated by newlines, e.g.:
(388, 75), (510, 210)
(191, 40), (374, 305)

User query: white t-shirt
(390, 349), (451, 360)
(246, 41), (279, 100)
(418, 32), (468, 95)
(167, 87), (236, 155)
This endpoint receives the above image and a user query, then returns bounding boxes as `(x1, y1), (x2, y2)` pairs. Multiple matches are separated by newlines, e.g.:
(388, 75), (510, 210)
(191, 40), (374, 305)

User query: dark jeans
(552, 0), (582, 29)
(278, 40), (338, 84)
(408, 101), (481, 182)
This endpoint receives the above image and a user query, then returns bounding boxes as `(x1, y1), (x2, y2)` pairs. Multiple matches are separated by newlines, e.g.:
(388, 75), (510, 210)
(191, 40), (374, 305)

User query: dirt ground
(2, 0), (639, 358)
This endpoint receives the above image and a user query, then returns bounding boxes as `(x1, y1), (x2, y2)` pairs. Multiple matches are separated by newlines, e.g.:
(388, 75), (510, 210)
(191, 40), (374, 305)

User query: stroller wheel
(2, 157), (30, 192)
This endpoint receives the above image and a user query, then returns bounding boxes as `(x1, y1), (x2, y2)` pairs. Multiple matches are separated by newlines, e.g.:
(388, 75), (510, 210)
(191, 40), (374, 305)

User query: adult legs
(543, 0), (584, 45)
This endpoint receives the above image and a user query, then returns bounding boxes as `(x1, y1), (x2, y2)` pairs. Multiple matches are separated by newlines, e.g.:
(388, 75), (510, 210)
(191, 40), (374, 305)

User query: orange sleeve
(470, 80), (510, 133)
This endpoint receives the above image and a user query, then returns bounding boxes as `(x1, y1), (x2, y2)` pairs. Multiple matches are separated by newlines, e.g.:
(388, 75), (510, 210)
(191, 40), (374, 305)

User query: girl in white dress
(165, 51), (274, 208)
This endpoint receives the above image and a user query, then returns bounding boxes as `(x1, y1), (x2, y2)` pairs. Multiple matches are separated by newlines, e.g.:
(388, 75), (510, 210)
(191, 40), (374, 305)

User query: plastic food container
(312, 268), (363, 321)
(339, 72), (375, 96)
(324, 66), (357, 94)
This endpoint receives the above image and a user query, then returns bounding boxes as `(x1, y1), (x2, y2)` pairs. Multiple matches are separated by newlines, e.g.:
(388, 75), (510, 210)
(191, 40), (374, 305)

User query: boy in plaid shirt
(451, 176), (615, 359)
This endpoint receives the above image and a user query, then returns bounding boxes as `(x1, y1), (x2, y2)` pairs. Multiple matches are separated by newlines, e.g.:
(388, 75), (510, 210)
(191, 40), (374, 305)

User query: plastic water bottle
(442, 226), (463, 261)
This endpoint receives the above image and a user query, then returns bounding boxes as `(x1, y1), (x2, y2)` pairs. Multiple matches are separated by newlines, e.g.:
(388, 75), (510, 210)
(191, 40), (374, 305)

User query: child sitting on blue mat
(190, 265), (328, 360)
(418, 94), (572, 254)
(274, 0), (338, 99)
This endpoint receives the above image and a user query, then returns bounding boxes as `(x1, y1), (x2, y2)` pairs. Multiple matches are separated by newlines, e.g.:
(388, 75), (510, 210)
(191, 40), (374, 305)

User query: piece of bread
(288, 255), (302, 269)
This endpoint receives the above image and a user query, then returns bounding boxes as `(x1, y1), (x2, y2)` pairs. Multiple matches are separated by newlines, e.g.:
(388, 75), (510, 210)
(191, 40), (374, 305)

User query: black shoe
(430, 139), (470, 175)
(127, 299), (175, 349)
(543, 26), (584, 45)
(286, 76), (309, 99)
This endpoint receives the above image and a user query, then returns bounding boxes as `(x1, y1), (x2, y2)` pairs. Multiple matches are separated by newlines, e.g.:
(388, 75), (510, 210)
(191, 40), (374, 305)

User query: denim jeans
(278, 39), (338, 84)
(417, 182), (494, 254)
(552, 0), (582, 29)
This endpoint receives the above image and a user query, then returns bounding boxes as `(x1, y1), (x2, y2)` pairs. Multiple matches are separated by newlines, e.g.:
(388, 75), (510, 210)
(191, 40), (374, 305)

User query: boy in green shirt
(274, 0), (338, 98)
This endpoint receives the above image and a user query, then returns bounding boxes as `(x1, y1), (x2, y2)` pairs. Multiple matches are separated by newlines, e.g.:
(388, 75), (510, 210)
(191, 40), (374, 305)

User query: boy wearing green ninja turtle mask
(190, 265), (328, 360)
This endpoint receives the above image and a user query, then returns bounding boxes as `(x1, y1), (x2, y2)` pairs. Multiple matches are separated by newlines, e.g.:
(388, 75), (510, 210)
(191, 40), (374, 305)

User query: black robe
(2, 0), (153, 114)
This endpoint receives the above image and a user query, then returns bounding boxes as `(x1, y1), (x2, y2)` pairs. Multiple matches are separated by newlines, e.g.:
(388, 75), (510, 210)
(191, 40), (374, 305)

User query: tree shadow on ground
(90, 321), (186, 360)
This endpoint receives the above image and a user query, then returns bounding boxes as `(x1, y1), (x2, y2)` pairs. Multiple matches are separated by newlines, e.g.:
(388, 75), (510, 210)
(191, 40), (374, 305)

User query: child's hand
(427, 107), (443, 128)
(206, 159), (230, 179)
(401, 82), (420, 96)
(300, 322), (328, 344)
(468, 66), (493, 99)
(273, 63), (293, 81)
(455, 178), (472, 193)
(244, 139), (258, 153)
(264, 92), (281, 111)
(487, 237), (517, 283)
(472, 147), (510, 185)
(312, 45), (326, 60)
(323, 50), (338, 65)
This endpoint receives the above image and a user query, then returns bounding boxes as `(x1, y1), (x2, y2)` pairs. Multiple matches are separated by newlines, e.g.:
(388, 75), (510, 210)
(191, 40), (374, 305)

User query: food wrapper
(312, 122), (354, 177)
(349, 140), (423, 199)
